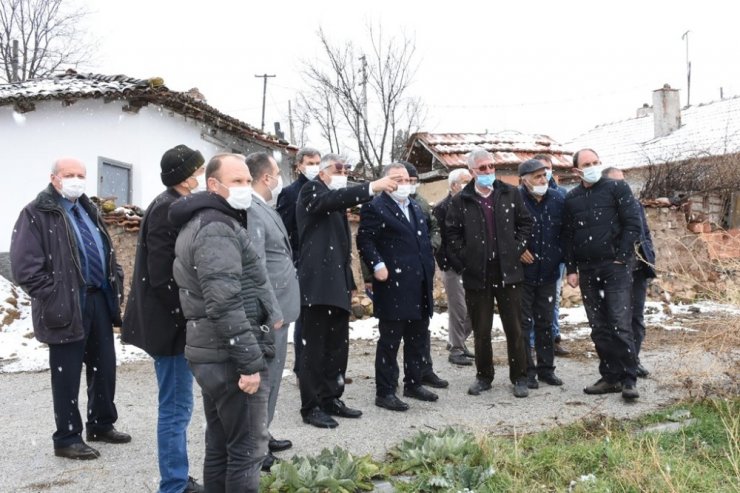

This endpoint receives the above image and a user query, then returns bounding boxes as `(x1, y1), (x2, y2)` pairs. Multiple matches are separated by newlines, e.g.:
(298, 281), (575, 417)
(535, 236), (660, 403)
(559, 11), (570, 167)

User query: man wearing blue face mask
(445, 148), (533, 398)
(563, 148), (643, 401)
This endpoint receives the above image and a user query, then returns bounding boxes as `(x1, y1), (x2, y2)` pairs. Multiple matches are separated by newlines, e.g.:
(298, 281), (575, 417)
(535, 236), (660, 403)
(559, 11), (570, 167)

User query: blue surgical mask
(476, 174), (495, 189)
(545, 169), (553, 182)
(582, 165), (604, 184)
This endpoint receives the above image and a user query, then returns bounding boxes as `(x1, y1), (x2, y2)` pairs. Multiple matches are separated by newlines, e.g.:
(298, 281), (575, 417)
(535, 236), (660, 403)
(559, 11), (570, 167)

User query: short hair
(533, 154), (552, 164)
(319, 153), (345, 170)
(602, 166), (622, 177)
(296, 147), (320, 166)
(572, 148), (599, 167)
(206, 153), (245, 181)
(448, 168), (471, 189)
(466, 148), (492, 168)
(245, 151), (274, 180)
(382, 163), (407, 177)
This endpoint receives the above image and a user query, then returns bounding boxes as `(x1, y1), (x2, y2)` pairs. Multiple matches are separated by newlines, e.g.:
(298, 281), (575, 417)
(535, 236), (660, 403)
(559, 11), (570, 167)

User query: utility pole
(254, 73), (276, 132)
(11, 40), (19, 82)
(681, 31), (691, 107)
(288, 100), (295, 144)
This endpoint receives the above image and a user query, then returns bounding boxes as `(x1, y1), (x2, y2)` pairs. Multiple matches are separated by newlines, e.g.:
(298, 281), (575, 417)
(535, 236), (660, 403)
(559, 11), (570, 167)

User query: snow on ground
(1, 275), (737, 374)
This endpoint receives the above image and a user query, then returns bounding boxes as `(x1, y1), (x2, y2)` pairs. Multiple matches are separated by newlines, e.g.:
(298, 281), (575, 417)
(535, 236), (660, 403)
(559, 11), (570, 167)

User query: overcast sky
(81, 0), (740, 150)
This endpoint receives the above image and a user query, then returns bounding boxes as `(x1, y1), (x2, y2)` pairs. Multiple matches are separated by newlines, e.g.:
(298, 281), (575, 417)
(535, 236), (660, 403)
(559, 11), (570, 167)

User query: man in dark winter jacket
(517, 159), (565, 390)
(11, 158), (130, 460)
(446, 148), (533, 398)
(296, 153), (397, 429)
(121, 145), (205, 493)
(170, 153), (283, 493)
(603, 167), (656, 378)
(564, 149), (642, 401)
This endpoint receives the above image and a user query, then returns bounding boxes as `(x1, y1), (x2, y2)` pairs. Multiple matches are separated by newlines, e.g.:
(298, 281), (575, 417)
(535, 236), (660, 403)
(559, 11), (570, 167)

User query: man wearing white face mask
(11, 158), (129, 460)
(245, 151), (300, 470)
(563, 148), (642, 401)
(122, 144), (206, 493)
(295, 153), (397, 428)
(357, 164), (438, 412)
(517, 159), (565, 391)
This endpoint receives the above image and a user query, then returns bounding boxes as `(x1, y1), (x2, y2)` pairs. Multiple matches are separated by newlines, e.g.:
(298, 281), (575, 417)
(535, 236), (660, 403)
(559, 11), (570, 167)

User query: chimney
(652, 84), (681, 137)
(636, 103), (653, 118)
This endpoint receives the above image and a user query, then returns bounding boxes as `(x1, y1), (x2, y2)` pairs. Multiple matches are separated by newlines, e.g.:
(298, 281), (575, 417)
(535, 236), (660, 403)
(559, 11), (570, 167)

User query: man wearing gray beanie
(122, 144), (205, 493)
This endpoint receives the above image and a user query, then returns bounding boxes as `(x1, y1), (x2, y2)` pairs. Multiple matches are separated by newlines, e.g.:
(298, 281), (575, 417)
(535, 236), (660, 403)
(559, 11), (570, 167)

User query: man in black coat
(276, 147), (321, 377)
(446, 148), (533, 398)
(296, 153), (397, 428)
(11, 158), (129, 460)
(564, 149), (643, 400)
(357, 164), (438, 412)
(122, 145), (205, 493)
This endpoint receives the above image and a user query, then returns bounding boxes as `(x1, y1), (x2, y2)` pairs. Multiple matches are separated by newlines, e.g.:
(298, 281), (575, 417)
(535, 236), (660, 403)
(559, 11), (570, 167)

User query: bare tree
(301, 24), (425, 177)
(0, 0), (92, 83)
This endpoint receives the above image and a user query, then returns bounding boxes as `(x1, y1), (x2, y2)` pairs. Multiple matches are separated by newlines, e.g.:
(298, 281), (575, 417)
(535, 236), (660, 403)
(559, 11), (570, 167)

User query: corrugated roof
(567, 95), (740, 169)
(406, 131), (573, 169)
(0, 70), (297, 153)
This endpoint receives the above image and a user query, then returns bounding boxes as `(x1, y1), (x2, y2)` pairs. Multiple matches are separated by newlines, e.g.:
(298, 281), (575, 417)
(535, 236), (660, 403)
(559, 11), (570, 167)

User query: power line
(254, 73), (276, 131)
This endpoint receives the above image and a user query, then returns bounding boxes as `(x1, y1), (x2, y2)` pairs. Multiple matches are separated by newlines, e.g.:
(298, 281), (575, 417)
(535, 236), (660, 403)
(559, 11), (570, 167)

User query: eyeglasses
(334, 163), (349, 172)
(475, 163), (496, 171)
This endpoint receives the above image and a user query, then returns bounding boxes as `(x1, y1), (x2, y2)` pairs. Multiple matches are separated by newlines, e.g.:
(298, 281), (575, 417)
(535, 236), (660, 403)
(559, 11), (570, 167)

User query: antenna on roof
(681, 30), (691, 107)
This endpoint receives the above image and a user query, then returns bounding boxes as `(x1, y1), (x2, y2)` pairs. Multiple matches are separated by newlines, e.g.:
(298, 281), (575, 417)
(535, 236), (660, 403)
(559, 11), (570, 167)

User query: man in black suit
(296, 153), (397, 428)
(357, 164), (438, 412)
(276, 147), (321, 377)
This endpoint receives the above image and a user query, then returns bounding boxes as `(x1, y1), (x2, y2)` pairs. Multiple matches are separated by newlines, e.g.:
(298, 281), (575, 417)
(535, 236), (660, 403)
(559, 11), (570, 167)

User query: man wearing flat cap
(517, 159), (565, 391)
(122, 144), (206, 493)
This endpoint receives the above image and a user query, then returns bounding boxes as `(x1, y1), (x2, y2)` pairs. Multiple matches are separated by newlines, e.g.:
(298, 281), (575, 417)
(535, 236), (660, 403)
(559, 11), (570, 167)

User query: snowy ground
(1, 274), (739, 374)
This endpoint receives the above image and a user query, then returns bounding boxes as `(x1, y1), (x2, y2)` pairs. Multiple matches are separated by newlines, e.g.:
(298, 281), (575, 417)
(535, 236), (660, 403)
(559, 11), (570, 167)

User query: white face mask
(268, 175), (283, 205)
(328, 175), (348, 190)
(192, 173), (208, 193)
(390, 184), (414, 202)
(582, 165), (605, 184)
(530, 184), (549, 196)
(59, 177), (86, 200)
(409, 183), (418, 195)
(304, 165), (320, 180)
(544, 169), (553, 182)
(226, 186), (253, 210)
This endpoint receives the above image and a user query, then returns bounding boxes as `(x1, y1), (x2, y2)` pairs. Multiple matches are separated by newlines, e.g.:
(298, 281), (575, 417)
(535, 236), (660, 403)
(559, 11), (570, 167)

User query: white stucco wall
(1, 99), (231, 251)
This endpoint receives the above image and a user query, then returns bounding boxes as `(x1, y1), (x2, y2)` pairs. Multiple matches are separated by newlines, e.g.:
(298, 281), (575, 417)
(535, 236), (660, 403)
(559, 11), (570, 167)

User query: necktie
(71, 205), (106, 287)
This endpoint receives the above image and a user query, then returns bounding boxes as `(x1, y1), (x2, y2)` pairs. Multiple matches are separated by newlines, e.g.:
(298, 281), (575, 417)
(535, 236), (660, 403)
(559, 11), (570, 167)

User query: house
(567, 84), (740, 228)
(0, 70), (297, 251)
(402, 131), (573, 202)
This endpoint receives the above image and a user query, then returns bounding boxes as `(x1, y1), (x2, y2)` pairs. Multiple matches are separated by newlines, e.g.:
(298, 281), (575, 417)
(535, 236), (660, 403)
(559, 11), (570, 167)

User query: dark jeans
(580, 262), (638, 386)
(292, 317), (303, 375)
(631, 267), (649, 357)
(298, 305), (349, 416)
(49, 290), (117, 448)
(465, 283), (527, 384)
(520, 282), (557, 378)
(375, 318), (429, 396)
(189, 362), (268, 493)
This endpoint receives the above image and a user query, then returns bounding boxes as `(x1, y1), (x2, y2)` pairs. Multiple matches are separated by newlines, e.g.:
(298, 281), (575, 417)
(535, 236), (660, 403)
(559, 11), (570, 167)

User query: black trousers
(292, 317), (303, 374)
(631, 267), (649, 357)
(465, 283), (527, 384)
(298, 305), (349, 416)
(580, 262), (638, 386)
(520, 282), (557, 378)
(375, 318), (429, 396)
(49, 290), (118, 448)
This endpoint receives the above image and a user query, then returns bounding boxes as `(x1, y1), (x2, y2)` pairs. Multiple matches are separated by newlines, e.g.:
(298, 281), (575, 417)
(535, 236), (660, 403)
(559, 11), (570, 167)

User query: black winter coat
(445, 180), (533, 290)
(562, 178), (642, 273)
(519, 186), (565, 285)
(432, 193), (454, 271)
(10, 185), (123, 344)
(296, 179), (373, 312)
(276, 173), (309, 263)
(122, 188), (186, 356)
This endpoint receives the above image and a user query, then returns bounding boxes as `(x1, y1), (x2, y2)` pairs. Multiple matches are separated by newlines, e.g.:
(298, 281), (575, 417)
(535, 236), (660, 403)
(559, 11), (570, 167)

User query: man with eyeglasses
(445, 148), (533, 398)
(296, 154), (398, 428)
(563, 148), (642, 401)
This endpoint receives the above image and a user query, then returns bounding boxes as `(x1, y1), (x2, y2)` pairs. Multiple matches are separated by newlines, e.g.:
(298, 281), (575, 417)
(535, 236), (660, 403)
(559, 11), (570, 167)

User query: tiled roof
(406, 131), (573, 169)
(567, 96), (740, 169)
(0, 70), (296, 153)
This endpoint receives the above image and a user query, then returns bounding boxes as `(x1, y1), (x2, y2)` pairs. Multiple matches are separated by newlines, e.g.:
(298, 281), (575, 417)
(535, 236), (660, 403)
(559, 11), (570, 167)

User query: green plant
(386, 428), (482, 475)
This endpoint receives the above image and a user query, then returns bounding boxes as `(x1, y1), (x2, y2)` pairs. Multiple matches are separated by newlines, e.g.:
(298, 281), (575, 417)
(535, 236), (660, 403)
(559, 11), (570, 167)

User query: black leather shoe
(636, 363), (650, 378)
(375, 394), (409, 412)
(269, 437), (293, 452)
(468, 379), (492, 396)
(449, 353), (473, 366)
(539, 373), (564, 386)
(302, 408), (339, 429)
(462, 345), (475, 358)
(527, 375), (539, 389)
(184, 476), (204, 493)
(513, 378), (530, 398)
(622, 384), (640, 400)
(322, 398), (363, 418)
(261, 452), (278, 472)
(403, 385), (438, 402)
(86, 427), (131, 444)
(421, 372), (449, 388)
(54, 442), (100, 460)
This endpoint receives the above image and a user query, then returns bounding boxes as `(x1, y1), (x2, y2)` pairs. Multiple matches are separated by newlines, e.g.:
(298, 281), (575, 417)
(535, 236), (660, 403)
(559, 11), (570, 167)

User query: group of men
(10, 143), (654, 493)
